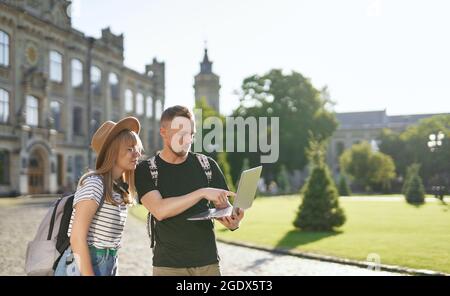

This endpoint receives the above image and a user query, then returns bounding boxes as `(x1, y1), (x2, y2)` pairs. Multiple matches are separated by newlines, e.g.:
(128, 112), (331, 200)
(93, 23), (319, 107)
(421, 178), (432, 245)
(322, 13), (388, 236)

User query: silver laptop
(187, 166), (263, 221)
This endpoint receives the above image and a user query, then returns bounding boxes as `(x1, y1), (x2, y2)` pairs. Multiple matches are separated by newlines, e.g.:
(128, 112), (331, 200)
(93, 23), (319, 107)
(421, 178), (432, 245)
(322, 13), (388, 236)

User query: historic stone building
(0, 0), (165, 196)
(194, 48), (220, 113)
(326, 110), (449, 177)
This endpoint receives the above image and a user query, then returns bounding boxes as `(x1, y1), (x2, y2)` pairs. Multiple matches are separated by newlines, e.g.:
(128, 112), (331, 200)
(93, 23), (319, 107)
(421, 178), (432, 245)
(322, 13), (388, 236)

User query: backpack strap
(195, 153), (212, 186)
(195, 153), (213, 209)
(146, 156), (158, 248)
(47, 198), (64, 240)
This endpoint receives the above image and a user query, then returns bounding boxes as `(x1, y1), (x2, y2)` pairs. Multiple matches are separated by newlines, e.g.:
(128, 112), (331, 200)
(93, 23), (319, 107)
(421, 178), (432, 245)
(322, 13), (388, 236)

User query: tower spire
(200, 44), (212, 74)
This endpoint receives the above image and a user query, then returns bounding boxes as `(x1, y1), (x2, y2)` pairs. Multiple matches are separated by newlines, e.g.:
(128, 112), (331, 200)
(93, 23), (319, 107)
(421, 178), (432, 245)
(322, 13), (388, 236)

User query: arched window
(0, 88), (9, 123)
(71, 59), (83, 87)
(109, 72), (119, 100)
(50, 101), (61, 130)
(146, 96), (153, 118)
(73, 106), (83, 135)
(49, 51), (63, 82)
(136, 93), (144, 115)
(26, 95), (39, 126)
(0, 31), (9, 66)
(155, 100), (162, 120)
(0, 149), (10, 184)
(125, 89), (133, 113)
(91, 66), (101, 94)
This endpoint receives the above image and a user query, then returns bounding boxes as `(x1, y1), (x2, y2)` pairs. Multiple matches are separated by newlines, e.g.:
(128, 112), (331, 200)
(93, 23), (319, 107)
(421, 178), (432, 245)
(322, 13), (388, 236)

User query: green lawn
(131, 195), (450, 274)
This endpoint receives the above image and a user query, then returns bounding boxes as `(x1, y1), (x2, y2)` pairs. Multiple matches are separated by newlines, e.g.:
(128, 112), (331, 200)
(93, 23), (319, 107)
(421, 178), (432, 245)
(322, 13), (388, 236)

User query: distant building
(326, 110), (449, 176)
(0, 0), (165, 196)
(194, 48), (220, 113)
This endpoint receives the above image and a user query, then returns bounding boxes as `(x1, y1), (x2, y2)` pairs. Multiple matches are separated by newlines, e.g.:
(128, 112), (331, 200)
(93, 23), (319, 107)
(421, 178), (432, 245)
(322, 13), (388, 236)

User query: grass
(131, 195), (450, 274)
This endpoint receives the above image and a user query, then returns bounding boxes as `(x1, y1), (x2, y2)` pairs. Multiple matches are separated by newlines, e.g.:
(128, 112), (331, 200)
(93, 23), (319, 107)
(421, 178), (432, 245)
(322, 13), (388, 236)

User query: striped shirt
(67, 175), (128, 249)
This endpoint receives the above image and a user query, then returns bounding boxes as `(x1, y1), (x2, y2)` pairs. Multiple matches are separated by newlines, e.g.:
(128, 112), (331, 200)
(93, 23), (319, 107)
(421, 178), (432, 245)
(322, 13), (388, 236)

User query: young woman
(54, 117), (143, 276)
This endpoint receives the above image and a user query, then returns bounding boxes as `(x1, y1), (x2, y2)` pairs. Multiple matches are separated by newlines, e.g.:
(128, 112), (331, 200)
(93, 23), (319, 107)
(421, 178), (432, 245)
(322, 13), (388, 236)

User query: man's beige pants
(153, 263), (221, 276)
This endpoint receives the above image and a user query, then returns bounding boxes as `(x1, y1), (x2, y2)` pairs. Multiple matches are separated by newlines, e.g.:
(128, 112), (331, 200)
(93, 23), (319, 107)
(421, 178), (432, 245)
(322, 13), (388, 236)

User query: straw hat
(91, 117), (140, 169)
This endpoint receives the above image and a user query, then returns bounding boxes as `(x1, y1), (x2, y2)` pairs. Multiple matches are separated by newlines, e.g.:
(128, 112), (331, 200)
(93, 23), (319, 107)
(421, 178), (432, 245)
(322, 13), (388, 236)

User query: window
(112, 112), (120, 122)
(0, 150), (10, 184)
(125, 89), (133, 113)
(57, 154), (63, 187)
(67, 156), (73, 173)
(109, 72), (119, 100)
(71, 59), (83, 87)
(49, 51), (62, 82)
(148, 127), (154, 150)
(155, 100), (162, 120)
(0, 88), (9, 123)
(136, 93), (144, 116)
(73, 107), (83, 135)
(50, 101), (61, 130)
(0, 31), (9, 66)
(91, 66), (101, 94)
(146, 96), (153, 118)
(336, 142), (345, 158)
(26, 95), (39, 126)
(74, 155), (84, 181)
(92, 110), (101, 133)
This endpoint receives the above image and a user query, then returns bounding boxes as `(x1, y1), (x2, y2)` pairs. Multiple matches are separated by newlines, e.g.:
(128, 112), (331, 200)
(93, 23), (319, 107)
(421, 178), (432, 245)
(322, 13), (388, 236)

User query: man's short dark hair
(160, 105), (193, 126)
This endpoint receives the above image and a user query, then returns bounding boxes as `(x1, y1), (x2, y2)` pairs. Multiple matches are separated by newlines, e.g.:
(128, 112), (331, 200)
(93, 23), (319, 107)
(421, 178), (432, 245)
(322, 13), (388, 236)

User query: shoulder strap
(195, 153), (212, 186)
(146, 155), (158, 248)
(147, 156), (159, 187)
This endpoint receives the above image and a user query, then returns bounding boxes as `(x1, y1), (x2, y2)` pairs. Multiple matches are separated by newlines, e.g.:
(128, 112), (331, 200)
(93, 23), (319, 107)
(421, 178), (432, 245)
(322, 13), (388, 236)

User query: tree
(338, 175), (351, 196)
(368, 152), (396, 192)
(194, 98), (235, 191)
(217, 152), (235, 192)
(228, 69), (337, 184)
(404, 164), (425, 204)
(402, 163), (420, 194)
(340, 142), (396, 192)
(276, 164), (291, 194)
(293, 140), (346, 231)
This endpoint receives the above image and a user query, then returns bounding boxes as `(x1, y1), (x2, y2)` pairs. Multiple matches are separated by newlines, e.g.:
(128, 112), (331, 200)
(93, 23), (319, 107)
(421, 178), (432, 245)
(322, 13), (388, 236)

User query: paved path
(0, 198), (400, 276)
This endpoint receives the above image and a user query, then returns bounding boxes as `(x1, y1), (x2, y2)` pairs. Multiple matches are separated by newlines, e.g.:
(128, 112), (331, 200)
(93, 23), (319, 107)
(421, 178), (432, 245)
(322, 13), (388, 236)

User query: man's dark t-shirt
(134, 152), (229, 268)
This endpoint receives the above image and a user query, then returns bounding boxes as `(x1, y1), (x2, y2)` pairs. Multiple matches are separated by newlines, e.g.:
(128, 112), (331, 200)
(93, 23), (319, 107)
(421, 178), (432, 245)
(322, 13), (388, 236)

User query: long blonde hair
(78, 130), (143, 205)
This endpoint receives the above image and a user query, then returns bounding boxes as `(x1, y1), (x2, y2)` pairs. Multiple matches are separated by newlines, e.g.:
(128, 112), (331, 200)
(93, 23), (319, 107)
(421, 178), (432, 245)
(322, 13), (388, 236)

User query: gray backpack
(25, 185), (105, 276)
(146, 153), (212, 248)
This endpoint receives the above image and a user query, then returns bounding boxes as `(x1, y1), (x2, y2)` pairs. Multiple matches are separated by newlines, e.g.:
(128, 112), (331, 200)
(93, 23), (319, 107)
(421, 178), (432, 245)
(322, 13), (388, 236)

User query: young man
(134, 105), (244, 276)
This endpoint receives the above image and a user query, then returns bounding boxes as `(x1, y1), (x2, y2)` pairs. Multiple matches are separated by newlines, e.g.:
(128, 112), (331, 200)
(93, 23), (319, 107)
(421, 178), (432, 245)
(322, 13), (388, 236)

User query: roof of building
(336, 110), (449, 130)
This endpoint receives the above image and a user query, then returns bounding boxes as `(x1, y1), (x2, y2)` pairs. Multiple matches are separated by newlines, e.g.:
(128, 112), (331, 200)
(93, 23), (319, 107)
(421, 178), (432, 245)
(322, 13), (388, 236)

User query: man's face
(161, 116), (195, 157)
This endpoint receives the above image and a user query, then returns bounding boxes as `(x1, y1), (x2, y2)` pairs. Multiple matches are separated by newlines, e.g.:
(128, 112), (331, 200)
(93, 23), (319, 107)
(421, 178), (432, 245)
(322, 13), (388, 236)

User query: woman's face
(116, 143), (141, 171)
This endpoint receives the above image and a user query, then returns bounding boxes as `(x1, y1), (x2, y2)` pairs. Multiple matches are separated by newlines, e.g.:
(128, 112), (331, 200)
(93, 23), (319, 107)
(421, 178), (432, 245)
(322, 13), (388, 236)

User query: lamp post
(427, 131), (445, 201)
(427, 131), (444, 152)
(86, 37), (95, 169)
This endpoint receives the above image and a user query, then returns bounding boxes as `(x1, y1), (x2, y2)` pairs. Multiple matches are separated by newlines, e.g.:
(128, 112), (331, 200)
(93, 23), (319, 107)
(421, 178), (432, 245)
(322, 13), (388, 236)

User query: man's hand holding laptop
(216, 208), (244, 231)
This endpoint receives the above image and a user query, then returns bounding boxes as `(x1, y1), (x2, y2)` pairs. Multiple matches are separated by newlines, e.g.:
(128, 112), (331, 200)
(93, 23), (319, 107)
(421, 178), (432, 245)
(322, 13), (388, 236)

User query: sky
(71, 0), (450, 116)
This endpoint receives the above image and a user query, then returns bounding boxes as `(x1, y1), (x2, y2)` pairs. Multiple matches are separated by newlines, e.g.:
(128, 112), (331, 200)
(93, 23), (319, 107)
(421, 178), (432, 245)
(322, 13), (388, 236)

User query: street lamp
(427, 131), (444, 152)
(427, 131), (446, 202)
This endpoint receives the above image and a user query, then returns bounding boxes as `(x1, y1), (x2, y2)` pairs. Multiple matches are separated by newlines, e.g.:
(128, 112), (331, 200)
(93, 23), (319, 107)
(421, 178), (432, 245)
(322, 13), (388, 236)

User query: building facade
(0, 0), (165, 196)
(326, 110), (449, 177)
(194, 48), (220, 113)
